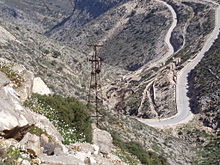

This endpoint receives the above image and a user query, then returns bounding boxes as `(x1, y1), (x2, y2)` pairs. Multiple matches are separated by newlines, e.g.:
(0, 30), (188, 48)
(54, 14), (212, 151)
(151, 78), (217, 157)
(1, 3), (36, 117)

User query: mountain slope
(49, 0), (172, 71)
(188, 34), (220, 135)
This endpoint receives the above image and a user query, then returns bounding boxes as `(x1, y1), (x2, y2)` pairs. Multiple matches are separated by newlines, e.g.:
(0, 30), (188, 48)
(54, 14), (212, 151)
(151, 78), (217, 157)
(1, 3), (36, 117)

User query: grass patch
(24, 94), (92, 144)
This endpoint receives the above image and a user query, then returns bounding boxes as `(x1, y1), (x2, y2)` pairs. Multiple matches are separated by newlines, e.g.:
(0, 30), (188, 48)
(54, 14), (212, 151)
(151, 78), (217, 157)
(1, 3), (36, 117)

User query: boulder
(12, 65), (34, 101)
(92, 128), (113, 155)
(40, 134), (56, 155)
(19, 133), (41, 157)
(31, 112), (67, 154)
(32, 77), (51, 95)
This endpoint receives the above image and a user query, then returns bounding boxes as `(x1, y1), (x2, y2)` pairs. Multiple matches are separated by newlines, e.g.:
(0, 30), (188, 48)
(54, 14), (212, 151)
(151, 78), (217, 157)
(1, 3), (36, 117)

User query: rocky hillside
(0, 0), (220, 164)
(101, 0), (216, 119)
(0, 0), (216, 118)
(0, 16), (126, 100)
(0, 0), (170, 71)
(48, 0), (171, 71)
(0, 0), (127, 33)
(0, 61), (132, 165)
(188, 34), (220, 135)
(0, 60), (188, 165)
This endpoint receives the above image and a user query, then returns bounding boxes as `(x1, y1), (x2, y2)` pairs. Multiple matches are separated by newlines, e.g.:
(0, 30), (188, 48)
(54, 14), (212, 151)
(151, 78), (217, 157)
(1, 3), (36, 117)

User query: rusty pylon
(87, 44), (104, 126)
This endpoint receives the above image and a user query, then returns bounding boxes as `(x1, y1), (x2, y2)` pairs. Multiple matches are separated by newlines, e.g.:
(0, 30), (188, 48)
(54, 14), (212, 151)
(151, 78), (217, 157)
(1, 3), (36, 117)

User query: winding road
(139, 0), (220, 128)
(137, 0), (177, 117)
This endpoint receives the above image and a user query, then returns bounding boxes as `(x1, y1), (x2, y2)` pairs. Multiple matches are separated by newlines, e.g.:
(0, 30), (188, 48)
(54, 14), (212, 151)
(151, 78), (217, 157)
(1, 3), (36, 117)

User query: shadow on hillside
(187, 70), (200, 114)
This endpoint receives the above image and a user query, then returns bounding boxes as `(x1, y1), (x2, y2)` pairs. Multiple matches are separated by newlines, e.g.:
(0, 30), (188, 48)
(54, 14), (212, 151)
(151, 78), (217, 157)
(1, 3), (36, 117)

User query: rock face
(0, 72), (10, 87)
(92, 127), (113, 155)
(0, 72), (30, 131)
(0, 64), (62, 145)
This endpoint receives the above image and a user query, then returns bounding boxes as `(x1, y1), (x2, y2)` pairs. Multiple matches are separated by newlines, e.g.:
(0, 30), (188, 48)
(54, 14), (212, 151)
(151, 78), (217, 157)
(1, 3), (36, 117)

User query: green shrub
(15, 26), (20, 31)
(52, 50), (61, 58)
(24, 94), (92, 144)
(42, 49), (50, 54)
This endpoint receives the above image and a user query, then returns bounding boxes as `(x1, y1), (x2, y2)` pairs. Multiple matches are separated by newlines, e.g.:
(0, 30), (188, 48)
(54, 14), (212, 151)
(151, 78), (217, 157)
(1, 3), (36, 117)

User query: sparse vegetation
(0, 62), (24, 88)
(111, 132), (168, 165)
(178, 125), (220, 165)
(100, 10), (170, 71)
(24, 94), (92, 144)
(0, 146), (31, 165)
(188, 34), (220, 134)
(52, 50), (61, 58)
(115, 149), (139, 165)
(42, 48), (50, 55)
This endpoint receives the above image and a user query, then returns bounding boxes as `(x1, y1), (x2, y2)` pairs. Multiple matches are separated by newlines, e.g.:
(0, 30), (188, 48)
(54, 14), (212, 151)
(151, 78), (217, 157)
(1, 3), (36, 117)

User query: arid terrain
(0, 0), (220, 164)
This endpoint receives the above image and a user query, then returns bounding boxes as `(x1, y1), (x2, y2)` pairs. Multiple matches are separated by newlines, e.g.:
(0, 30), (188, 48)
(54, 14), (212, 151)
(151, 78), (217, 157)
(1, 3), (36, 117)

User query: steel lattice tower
(87, 44), (104, 126)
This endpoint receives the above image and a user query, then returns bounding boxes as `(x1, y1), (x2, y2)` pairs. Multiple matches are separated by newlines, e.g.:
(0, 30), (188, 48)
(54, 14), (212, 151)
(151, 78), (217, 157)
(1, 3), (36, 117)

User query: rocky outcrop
(1, 130), (123, 165)
(40, 141), (123, 165)
(40, 155), (84, 165)
(0, 60), (61, 139)
(0, 71), (59, 143)
(0, 72), (30, 131)
(20, 132), (41, 157)
(0, 62), (65, 152)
